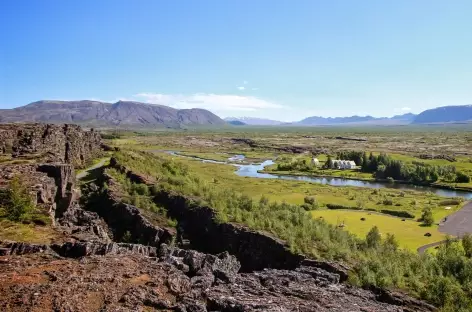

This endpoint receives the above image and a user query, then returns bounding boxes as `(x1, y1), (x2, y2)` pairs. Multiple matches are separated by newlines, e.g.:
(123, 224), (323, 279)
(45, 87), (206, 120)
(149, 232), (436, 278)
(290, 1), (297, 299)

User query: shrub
(304, 196), (316, 205)
(382, 198), (393, 205)
(0, 177), (35, 222)
(366, 226), (381, 249)
(122, 230), (132, 243)
(303, 196), (319, 210)
(379, 210), (415, 218)
(326, 203), (362, 210)
(421, 207), (434, 226)
(455, 172), (471, 183)
(462, 234), (472, 258)
(440, 199), (463, 206)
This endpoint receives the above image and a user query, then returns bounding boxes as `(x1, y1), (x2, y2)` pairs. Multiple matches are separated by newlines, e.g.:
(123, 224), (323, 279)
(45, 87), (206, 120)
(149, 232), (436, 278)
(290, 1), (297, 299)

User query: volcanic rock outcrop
(0, 244), (435, 312)
(0, 123), (102, 168)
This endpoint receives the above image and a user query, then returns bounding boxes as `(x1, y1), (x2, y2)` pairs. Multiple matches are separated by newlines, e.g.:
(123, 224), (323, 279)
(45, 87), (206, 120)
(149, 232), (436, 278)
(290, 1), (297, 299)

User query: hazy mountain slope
(298, 115), (376, 125)
(0, 100), (111, 123)
(224, 117), (284, 125)
(390, 113), (416, 121)
(227, 120), (247, 126)
(297, 113), (417, 126)
(413, 105), (472, 124)
(0, 100), (226, 127)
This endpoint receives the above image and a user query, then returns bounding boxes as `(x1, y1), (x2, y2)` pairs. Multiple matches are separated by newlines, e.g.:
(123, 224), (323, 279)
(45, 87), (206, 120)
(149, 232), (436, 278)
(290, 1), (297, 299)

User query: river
(165, 152), (472, 199)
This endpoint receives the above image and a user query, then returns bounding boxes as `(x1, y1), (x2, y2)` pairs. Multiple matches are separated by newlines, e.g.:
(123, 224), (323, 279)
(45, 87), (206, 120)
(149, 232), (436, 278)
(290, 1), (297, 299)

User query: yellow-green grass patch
(310, 210), (446, 251)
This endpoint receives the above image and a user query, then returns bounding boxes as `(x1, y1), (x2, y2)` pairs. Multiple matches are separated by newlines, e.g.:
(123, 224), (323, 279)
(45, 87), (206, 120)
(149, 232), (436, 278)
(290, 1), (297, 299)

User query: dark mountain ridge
(0, 100), (226, 127)
(412, 105), (472, 124)
(297, 113), (416, 126)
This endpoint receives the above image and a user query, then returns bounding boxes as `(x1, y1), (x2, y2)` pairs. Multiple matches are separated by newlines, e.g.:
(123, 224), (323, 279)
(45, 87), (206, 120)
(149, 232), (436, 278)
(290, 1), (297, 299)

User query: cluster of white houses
(311, 158), (357, 169)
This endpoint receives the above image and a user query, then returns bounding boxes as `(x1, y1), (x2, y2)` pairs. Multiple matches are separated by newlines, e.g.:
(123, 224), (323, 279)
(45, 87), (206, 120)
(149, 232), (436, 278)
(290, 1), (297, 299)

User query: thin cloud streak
(134, 93), (284, 116)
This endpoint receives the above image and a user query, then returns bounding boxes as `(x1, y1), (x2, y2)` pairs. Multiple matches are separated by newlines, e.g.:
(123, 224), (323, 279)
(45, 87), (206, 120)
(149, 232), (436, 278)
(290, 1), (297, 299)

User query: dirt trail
(438, 201), (472, 237)
(417, 201), (472, 254)
(76, 158), (109, 180)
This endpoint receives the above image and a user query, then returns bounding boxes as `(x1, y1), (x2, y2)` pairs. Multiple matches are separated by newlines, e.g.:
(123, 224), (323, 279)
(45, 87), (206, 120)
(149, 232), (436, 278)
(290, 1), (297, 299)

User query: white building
(329, 159), (357, 169)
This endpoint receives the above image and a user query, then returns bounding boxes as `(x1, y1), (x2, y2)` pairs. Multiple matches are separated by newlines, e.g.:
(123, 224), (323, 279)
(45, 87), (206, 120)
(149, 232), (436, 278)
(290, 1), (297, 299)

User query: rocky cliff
(0, 123), (102, 168)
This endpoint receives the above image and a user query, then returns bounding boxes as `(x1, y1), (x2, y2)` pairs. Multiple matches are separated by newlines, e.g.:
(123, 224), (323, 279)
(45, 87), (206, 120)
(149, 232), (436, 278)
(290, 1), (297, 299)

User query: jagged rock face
(0, 123), (102, 168)
(0, 251), (435, 312)
(153, 189), (304, 272)
(81, 179), (175, 247)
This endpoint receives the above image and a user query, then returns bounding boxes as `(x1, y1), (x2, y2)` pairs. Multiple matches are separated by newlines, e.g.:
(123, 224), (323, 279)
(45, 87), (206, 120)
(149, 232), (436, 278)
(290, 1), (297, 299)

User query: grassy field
(311, 209), (445, 251)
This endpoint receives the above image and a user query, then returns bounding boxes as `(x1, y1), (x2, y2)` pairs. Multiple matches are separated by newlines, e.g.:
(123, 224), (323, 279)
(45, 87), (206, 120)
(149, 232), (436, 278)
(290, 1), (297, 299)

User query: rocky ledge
(0, 243), (435, 312)
(0, 123), (102, 168)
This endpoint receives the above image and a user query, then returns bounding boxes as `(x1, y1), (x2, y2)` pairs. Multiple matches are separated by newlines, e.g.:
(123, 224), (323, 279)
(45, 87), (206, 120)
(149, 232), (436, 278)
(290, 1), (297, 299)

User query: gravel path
(438, 201), (472, 237)
(76, 158), (109, 180)
(417, 201), (472, 254)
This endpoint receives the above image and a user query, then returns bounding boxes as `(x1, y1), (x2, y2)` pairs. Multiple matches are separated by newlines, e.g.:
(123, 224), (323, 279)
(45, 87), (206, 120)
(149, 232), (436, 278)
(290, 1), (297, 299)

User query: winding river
(166, 152), (472, 199)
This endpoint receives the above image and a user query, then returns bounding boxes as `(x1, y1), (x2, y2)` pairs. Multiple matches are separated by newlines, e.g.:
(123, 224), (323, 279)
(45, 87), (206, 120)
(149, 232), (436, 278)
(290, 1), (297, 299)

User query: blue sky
(1, 0), (472, 121)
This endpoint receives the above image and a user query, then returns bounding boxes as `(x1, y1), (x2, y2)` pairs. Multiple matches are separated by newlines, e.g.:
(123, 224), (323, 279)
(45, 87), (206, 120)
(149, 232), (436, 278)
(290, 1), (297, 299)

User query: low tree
(383, 233), (399, 251)
(0, 177), (35, 222)
(421, 207), (434, 226)
(324, 155), (332, 169)
(462, 233), (472, 258)
(366, 226), (381, 249)
(456, 171), (471, 183)
(302, 196), (319, 211)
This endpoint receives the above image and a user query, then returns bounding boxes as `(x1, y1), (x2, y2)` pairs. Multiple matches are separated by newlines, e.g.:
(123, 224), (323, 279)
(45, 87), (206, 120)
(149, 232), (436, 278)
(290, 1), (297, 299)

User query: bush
(462, 234), (472, 258)
(304, 196), (316, 205)
(440, 199), (463, 206)
(379, 210), (415, 219)
(302, 196), (319, 210)
(421, 207), (434, 226)
(455, 172), (471, 183)
(366, 226), (381, 249)
(326, 203), (362, 210)
(0, 177), (35, 222)
(382, 198), (393, 205)
(122, 230), (132, 243)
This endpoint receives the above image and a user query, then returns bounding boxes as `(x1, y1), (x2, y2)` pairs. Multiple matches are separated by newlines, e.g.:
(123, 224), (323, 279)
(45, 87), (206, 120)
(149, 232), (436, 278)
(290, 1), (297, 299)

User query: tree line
(337, 151), (470, 184)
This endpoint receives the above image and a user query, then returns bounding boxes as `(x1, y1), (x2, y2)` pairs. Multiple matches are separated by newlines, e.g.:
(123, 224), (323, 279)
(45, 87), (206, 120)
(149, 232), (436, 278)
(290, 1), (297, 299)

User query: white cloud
(237, 86), (245, 91)
(134, 93), (284, 115)
(401, 107), (411, 111)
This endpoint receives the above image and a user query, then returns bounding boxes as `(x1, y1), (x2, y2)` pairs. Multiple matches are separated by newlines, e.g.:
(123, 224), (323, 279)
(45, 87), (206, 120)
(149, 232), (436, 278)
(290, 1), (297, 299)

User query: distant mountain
(298, 115), (376, 125)
(390, 112), (416, 121)
(0, 100), (226, 128)
(227, 120), (247, 126)
(297, 113), (416, 126)
(224, 117), (284, 126)
(412, 105), (472, 124)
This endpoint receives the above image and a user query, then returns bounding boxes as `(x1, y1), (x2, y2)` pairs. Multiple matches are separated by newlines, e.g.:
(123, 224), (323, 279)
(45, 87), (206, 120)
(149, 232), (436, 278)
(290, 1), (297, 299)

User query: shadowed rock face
(0, 123), (102, 168)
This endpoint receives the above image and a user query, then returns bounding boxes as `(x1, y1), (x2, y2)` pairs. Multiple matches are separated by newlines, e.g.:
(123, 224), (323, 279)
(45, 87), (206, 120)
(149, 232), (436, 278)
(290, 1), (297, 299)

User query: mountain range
(227, 112), (417, 126)
(224, 117), (284, 126)
(0, 100), (225, 128)
(1, 101), (472, 127)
